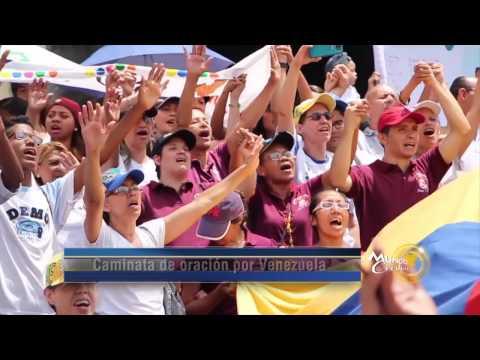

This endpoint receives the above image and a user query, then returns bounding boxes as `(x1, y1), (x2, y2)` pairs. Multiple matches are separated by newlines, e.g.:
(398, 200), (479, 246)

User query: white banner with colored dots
(0, 45), (271, 110)
(374, 45), (480, 126)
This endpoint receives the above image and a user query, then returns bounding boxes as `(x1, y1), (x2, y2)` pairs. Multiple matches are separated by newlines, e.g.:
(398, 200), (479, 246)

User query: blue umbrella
(82, 45), (234, 71)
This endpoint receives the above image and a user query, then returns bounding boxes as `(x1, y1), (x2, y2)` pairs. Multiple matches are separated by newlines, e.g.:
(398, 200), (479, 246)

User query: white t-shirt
(55, 198), (88, 252)
(293, 133), (333, 184)
(356, 128), (384, 165)
(440, 129), (480, 186)
(0, 170), (76, 315)
(91, 219), (167, 315)
(118, 154), (158, 188)
(328, 86), (361, 104)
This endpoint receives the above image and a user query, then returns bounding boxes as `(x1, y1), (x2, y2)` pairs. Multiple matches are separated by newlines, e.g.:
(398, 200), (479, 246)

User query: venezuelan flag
(237, 170), (480, 315)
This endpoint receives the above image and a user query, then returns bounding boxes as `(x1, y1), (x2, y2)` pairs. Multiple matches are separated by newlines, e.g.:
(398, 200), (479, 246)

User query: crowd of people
(0, 45), (478, 315)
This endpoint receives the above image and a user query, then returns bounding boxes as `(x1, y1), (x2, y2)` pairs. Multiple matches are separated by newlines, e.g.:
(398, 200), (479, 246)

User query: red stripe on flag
(465, 281), (480, 315)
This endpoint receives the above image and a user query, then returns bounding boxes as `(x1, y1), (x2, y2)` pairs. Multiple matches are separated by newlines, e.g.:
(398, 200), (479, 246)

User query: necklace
(279, 202), (295, 247)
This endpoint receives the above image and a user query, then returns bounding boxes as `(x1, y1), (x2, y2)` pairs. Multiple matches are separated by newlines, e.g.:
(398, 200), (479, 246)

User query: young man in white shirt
(0, 116), (85, 314)
(292, 93), (336, 183)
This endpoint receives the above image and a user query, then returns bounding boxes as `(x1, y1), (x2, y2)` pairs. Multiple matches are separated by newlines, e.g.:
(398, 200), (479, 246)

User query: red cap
(46, 97), (81, 123)
(378, 104), (426, 133)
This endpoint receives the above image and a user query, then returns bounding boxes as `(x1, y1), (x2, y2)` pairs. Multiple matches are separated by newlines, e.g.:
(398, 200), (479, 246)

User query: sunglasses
(267, 150), (294, 161)
(7, 130), (43, 146)
(107, 185), (140, 196)
(305, 112), (332, 121)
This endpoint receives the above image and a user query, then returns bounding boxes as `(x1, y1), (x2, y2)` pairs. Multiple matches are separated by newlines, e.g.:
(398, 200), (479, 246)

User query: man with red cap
(328, 65), (472, 251)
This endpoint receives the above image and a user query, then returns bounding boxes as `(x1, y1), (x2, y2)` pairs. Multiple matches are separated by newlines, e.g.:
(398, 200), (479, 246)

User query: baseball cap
(413, 100), (441, 118)
(325, 52), (352, 74)
(378, 104), (426, 133)
(294, 93), (336, 123)
(196, 192), (245, 241)
(46, 253), (64, 288)
(335, 100), (348, 115)
(144, 97), (180, 119)
(46, 97), (81, 123)
(102, 168), (144, 193)
(157, 96), (180, 110)
(151, 129), (196, 156)
(261, 131), (295, 155)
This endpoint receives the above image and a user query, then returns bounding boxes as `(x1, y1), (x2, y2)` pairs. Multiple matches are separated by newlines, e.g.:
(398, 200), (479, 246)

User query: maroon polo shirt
(248, 175), (325, 247)
(137, 175), (210, 247)
(191, 141), (230, 185)
(346, 146), (451, 251)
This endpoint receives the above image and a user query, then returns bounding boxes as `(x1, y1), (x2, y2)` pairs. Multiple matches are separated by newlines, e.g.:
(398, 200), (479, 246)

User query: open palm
(79, 102), (115, 153)
(28, 79), (53, 111)
(184, 45), (212, 76)
(137, 63), (167, 110)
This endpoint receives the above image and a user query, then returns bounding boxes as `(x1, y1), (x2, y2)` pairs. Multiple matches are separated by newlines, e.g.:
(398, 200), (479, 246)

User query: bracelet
(228, 103), (240, 108)
(280, 63), (289, 69)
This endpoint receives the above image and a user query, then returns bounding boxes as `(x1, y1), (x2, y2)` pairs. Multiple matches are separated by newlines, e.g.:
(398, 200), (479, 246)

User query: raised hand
(368, 71), (382, 89)
(58, 150), (80, 172)
(28, 78), (54, 112)
(274, 45), (294, 64)
(332, 64), (351, 89)
(106, 70), (138, 99)
(104, 95), (121, 124)
(224, 73), (247, 94)
(345, 100), (369, 128)
(122, 70), (137, 97)
(430, 63), (445, 84)
(414, 61), (437, 87)
(291, 45), (322, 68)
(183, 45), (212, 77)
(0, 50), (10, 71)
(78, 102), (116, 154)
(137, 63), (168, 110)
(230, 74), (247, 100)
(324, 71), (340, 92)
(268, 46), (282, 85)
(237, 129), (263, 173)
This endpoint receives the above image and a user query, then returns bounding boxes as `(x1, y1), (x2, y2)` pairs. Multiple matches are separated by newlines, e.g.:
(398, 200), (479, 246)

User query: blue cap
(325, 52), (352, 74)
(196, 192), (245, 241)
(102, 168), (144, 193)
(335, 100), (348, 114)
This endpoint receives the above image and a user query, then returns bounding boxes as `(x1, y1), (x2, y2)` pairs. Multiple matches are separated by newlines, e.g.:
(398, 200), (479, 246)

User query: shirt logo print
(293, 195), (310, 210)
(414, 172), (429, 193)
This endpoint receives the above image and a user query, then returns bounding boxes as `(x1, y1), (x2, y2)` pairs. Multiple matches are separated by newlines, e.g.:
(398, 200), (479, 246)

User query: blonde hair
(38, 142), (70, 165)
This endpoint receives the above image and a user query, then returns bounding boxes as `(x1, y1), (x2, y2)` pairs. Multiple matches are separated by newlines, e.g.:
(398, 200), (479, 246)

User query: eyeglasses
(267, 150), (294, 161)
(107, 185), (140, 196)
(7, 130), (43, 146)
(314, 201), (350, 212)
(332, 120), (344, 130)
(305, 112), (332, 121)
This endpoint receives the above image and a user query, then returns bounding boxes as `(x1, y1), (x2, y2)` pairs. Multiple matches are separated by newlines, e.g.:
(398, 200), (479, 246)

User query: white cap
(414, 100), (441, 118)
